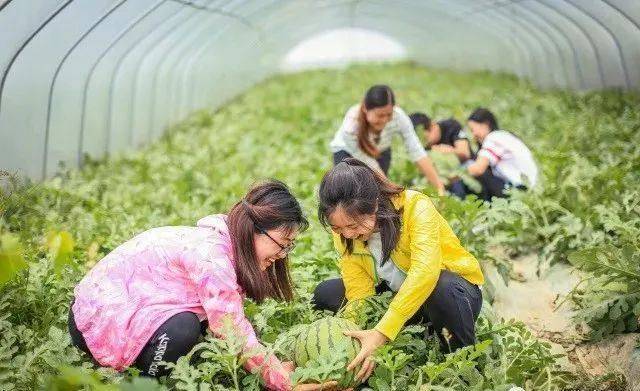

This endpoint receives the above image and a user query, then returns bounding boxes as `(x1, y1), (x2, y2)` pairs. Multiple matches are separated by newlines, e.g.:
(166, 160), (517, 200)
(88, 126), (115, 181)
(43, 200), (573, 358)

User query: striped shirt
(330, 104), (427, 171)
(477, 130), (538, 187)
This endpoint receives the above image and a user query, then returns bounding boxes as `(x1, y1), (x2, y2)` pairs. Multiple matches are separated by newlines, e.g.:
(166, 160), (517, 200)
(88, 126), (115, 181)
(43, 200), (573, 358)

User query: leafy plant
(0, 62), (638, 390)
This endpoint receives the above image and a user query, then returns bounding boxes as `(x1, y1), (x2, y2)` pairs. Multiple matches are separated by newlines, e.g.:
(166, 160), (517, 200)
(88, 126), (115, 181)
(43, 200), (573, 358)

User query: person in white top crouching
(465, 108), (538, 201)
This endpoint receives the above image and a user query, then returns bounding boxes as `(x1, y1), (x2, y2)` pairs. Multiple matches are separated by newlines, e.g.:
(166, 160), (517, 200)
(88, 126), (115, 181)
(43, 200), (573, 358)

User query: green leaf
(0, 232), (27, 285)
(45, 230), (75, 272)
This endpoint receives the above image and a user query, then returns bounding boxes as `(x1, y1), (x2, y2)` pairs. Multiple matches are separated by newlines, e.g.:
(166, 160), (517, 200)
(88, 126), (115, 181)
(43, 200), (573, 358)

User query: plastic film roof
(1, 0), (639, 180)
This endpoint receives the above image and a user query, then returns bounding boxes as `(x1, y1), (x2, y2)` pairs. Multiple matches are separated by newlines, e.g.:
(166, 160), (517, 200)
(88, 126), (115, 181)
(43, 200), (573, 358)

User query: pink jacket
(72, 214), (290, 390)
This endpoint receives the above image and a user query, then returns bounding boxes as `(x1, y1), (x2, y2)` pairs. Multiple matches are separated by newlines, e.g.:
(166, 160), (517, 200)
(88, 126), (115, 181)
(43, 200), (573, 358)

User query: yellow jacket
(333, 189), (484, 340)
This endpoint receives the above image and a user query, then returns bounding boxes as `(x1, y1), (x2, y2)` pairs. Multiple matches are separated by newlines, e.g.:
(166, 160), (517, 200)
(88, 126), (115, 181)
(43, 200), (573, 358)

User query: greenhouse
(0, 1), (639, 390)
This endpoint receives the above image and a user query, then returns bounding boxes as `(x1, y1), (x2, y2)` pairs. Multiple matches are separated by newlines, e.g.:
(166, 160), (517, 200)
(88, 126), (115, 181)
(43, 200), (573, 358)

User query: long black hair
(227, 179), (308, 303)
(358, 85), (395, 158)
(318, 158), (403, 264)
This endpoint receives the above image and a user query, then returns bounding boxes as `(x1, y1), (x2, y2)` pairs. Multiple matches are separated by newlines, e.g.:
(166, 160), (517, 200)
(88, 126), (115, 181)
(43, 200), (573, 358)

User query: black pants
(451, 169), (526, 201)
(312, 270), (482, 352)
(448, 179), (469, 200)
(68, 305), (205, 377)
(475, 168), (509, 200)
(333, 149), (392, 175)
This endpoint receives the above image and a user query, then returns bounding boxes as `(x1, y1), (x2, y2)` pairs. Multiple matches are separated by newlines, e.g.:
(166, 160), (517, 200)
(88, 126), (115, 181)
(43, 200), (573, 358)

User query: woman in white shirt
(466, 108), (538, 200)
(330, 85), (444, 195)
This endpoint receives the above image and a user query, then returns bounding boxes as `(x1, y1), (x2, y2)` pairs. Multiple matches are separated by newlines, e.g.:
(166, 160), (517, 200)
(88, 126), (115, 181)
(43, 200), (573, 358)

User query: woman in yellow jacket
(314, 158), (484, 383)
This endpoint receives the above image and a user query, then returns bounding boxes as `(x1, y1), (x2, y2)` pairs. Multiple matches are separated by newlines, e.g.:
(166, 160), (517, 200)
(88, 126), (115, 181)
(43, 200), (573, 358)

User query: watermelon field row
(1, 62), (639, 390)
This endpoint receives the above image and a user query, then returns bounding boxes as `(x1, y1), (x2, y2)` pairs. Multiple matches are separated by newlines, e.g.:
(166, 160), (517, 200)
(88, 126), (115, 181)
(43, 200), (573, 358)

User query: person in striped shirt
(465, 108), (538, 200)
(330, 85), (445, 195)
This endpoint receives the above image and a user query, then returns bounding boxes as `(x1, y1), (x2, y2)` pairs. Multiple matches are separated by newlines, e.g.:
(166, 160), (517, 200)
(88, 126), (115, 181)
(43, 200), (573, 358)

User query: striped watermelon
(293, 317), (362, 387)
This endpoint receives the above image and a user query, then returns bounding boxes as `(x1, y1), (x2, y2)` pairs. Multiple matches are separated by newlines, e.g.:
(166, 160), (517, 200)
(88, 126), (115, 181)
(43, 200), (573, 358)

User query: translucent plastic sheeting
(0, 0), (638, 180)
(282, 28), (407, 72)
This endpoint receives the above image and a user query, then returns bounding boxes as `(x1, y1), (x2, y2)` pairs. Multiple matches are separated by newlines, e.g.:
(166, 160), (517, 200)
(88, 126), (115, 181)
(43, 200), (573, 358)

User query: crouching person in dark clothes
(409, 112), (474, 198)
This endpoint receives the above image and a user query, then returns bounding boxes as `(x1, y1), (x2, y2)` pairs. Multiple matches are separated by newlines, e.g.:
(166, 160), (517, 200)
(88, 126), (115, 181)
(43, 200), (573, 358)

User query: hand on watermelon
(293, 380), (347, 391)
(344, 329), (388, 382)
(431, 144), (455, 153)
(282, 361), (353, 391)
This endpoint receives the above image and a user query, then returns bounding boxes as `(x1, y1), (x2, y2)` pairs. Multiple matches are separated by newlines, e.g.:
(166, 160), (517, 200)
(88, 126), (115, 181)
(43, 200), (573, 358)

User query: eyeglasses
(255, 224), (296, 255)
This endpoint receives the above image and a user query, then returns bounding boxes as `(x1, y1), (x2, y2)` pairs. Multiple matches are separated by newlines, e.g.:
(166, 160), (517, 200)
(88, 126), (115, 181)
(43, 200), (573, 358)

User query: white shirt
(477, 130), (538, 187)
(330, 104), (427, 171)
(368, 232), (406, 292)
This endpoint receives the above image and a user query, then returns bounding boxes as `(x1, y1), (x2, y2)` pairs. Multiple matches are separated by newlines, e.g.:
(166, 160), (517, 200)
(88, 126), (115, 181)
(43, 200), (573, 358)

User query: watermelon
(293, 317), (362, 387)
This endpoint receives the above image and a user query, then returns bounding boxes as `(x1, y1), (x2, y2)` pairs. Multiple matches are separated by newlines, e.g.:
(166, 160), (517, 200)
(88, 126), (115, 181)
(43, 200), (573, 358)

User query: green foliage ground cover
(1, 62), (638, 390)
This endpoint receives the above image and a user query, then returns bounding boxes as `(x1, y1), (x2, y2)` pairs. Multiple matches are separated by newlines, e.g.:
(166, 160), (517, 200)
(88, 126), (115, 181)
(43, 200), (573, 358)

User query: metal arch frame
(42, 1), (128, 179)
(0, 1), (73, 113)
(602, 0), (640, 88)
(603, 0), (640, 31)
(247, 0), (352, 50)
(184, 0), (349, 108)
(351, 9), (508, 71)
(259, 20), (355, 77)
(138, 0), (283, 139)
(540, 0), (607, 89)
(533, 0), (604, 89)
(356, 18), (476, 70)
(245, 3), (533, 85)
(481, 1), (566, 88)
(339, 0), (534, 79)
(437, 0), (543, 81)
(177, 19), (263, 118)
(443, 0), (547, 83)
(504, 1), (576, 89)
(2, 0), (640, 180)
(520, 0), (587, 90)
(149, 3), (230, 133)
(258, 0), (569, 89)
(160, 3), (263, 129)
(105, 0), (216, 152)
(159, 0), (274, 122)
(0, 0), (13, 13)
(358, 0), (535, 79)
(169, 0), (255, 28)
(266, 9), (505, 81)
(248, 3), (389, 70)
(459, 0), (550, 85)
(457, 0), (526, 18)
(182, 0), (290, 115)
(245, 10), (353, 68)
(566, 0), (631, 90)
(485, 1), (557, 88)
(77, 1), (173, 166)
(445, 0), (534, 78)
(126, 1), (219, 147)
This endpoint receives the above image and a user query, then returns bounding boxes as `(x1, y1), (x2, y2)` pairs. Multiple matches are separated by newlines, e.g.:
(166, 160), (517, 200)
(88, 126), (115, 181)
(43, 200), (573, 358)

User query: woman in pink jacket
(68, 180), (338, 391)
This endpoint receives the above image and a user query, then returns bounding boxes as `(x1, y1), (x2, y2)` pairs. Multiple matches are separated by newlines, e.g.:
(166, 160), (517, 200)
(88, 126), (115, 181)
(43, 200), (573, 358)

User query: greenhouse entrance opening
(281, 28), (407, 72)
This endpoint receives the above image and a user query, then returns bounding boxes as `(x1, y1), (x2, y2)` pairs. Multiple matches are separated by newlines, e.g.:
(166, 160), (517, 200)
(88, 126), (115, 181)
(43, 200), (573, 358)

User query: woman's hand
(293, 381), (346, 391)
(431, 144), (455, 153)
(415, 156), (446, 196)
(467, 156), (490, 177)
(282, 362), (353, 391)
(343, 329), (388, 382)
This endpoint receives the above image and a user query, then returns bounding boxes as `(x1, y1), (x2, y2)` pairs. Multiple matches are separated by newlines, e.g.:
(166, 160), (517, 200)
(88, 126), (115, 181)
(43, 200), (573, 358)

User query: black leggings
(312, 270), (482, 352)
(333, 149), (392, 175)
(68, 306), (206, 377)
(451, 168), (526, 201)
